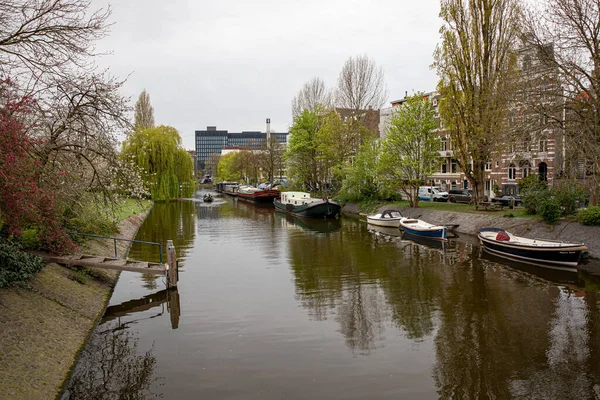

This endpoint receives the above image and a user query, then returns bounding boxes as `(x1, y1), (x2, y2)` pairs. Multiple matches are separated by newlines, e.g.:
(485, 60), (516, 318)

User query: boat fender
(496, 231), (510, 241)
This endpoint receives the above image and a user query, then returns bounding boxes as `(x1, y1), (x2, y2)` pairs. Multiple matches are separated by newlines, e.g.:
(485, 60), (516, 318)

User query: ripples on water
(66, 192), (600, 399)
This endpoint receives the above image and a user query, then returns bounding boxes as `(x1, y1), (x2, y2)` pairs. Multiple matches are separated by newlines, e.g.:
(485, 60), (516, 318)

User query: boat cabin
(280, 191), (316, 206)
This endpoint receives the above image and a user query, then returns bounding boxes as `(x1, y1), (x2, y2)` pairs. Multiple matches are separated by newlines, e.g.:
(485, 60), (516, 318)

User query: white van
(418, 186), (449, 202)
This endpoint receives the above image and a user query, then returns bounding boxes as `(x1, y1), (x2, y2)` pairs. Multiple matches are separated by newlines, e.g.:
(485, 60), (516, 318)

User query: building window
(508, 163), (516, 180)
(440, 137), (447, 151)
(441, 162), (447, 173)
(451, 181), (457, 190)
(451, 159), (458, 173)
(522, 161), (530, 178)
(485, 162), (492, 171)
(539, 136), (548, 152)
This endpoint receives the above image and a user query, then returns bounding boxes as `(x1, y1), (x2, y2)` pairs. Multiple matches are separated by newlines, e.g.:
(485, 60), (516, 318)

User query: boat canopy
(379, 210), (402, 219)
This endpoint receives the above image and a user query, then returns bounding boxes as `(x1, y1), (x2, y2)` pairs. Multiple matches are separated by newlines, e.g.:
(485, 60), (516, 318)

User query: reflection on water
(67, 321), (161, 399)
(67, 193), (600, 399)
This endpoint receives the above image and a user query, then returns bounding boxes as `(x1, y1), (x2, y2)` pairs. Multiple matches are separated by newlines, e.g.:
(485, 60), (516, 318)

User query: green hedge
(539, 197), (562, 224)
(577, 206), (600, 226)
(0, 238), (44, 288)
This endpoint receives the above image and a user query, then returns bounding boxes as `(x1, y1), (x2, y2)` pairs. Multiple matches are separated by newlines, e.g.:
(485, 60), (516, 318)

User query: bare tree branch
(291, 77), (332, 119)
(335, 55), (388, 111)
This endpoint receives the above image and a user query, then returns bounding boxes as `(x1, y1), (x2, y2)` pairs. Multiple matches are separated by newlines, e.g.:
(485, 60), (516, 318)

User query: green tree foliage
(434, 0), (520, 204)
(216, 150), (261, 184)
(577, 206), (600, 226)
(538, 197), (562, 224)
(234, 150), (260, 184)
(378, 94), (439, 207)
(122, 126), (195, 201)
(519, 175), (549, 214)
(318, 110), (374, 185)
(286, 108), (373, 191)
(337, 139), (380, 202)
(216, 153), (240, 182)
(286, 110), (323, 189)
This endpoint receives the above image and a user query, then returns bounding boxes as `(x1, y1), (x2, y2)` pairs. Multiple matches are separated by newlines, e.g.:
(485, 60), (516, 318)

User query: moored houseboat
(215, 182), (240, 196)
(274, 191), (341, 219)
(236, 185), (280, 203)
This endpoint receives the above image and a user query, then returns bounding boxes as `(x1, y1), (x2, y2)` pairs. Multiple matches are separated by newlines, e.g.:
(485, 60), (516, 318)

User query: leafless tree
(291, 77), (332, 118)
(134, 89), (155, 131)
(335, 55), (388, 112)
(0, 0), (144, 215)
(259, 135), (285, 183)
(0, 0), (110, 82)
(523, 0), (600, 203)
(29, 71), (143, 209)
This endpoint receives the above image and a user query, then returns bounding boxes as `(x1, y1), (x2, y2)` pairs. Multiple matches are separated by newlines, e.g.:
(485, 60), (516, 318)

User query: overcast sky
(93, 0), (442, 149)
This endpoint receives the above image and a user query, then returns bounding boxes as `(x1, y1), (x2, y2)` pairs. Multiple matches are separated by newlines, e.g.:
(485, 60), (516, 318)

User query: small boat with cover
(478, 227), (587, 269)
(366, 210), (402, 227)
(203, 193), (213, 203)
(399, 217), (447, 241)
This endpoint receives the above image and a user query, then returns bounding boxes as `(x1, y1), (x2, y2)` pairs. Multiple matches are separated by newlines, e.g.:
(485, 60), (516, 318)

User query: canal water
(66, 193), (600, 399)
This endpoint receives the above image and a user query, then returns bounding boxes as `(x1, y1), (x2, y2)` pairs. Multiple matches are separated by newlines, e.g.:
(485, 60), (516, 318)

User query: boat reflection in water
(367, 223), (450, 251)
(480, 248), (582, 286)
(275, 210), (342, 234)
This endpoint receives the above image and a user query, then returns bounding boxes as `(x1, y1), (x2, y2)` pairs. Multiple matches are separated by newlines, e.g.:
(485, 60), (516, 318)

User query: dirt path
(0, 209), (151, 400)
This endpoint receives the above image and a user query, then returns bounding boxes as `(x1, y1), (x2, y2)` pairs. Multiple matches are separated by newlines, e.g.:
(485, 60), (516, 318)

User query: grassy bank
(113, 198), (153, 221)
(0, 202), (153, 400)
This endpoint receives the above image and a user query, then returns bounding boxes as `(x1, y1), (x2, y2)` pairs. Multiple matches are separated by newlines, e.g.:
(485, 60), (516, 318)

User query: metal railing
(67, 232), (164, 264)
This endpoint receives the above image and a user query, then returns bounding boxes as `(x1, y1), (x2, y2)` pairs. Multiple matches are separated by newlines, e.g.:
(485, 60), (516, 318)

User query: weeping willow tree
(122, 125), (196, 200)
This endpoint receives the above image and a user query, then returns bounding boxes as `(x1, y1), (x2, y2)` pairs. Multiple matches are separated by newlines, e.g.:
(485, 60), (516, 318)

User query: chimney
(266, 118), (271, 141)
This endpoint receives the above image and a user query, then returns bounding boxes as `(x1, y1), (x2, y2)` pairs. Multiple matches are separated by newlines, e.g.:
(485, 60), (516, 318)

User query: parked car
(418, 186), (449, 202)
(448, 189), (473, 204)
(491, 195), (522, 207)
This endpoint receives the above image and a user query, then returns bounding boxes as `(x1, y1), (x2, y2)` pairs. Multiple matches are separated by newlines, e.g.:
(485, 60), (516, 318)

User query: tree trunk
(471, 162), (486, 204)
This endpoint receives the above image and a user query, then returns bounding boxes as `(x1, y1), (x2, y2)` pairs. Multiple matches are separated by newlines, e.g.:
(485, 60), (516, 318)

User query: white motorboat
(366, 210), (403, 228)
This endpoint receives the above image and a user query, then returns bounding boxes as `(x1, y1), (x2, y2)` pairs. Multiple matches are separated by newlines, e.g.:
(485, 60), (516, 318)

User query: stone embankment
(0, 209), (151, 400)
(343, 203), (600, 259)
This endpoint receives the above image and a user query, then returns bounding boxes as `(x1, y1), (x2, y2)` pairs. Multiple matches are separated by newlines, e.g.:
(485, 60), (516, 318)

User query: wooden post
(167, 289), (181, 329)
(166, 239), (178, 289)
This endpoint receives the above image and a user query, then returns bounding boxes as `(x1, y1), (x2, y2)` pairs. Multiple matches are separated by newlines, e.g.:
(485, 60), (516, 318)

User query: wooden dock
(43, 254), (169, 275)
